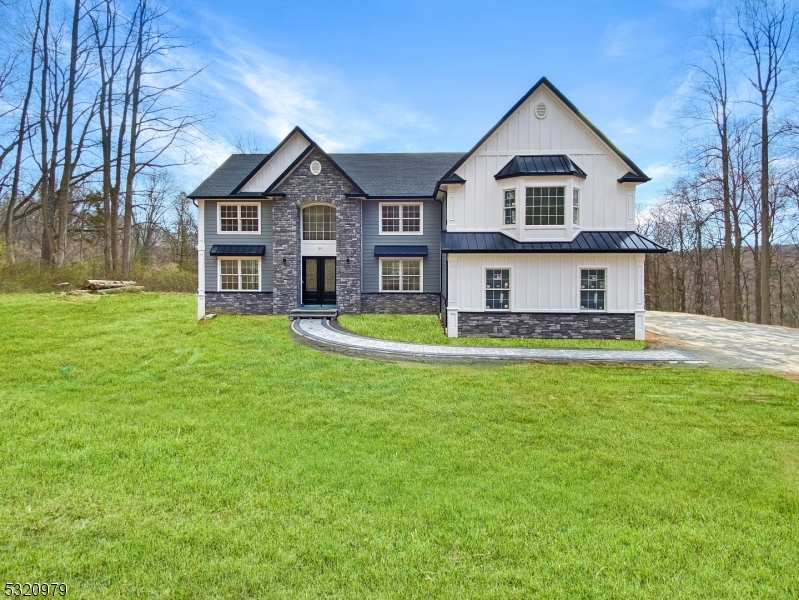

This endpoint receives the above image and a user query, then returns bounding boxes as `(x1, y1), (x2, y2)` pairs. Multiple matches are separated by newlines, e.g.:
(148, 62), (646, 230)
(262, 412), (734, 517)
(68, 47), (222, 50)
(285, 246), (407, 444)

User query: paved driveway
(292, 318), (693, 364)
(647, 311), (799, 375)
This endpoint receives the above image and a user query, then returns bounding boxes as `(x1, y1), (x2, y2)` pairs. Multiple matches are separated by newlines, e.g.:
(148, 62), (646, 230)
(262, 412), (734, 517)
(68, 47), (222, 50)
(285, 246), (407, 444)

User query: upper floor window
(572, 188), (580, 225)
(302, 204), (336, 241)
(525, 187), (564, 226)
(219, 203), (260, 233)
(380, 203), (422, 234)
(503, 190), (516, 225)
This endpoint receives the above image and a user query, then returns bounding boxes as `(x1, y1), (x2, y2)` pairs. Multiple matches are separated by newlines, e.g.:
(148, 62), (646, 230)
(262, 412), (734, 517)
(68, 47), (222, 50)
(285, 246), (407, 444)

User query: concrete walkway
(647, 311), (799, 375)
(292, 318), (695, 365)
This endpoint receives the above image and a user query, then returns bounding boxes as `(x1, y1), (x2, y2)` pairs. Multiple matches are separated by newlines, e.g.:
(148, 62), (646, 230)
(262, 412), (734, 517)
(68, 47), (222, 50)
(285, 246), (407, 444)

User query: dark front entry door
(302, 257), (336, 305)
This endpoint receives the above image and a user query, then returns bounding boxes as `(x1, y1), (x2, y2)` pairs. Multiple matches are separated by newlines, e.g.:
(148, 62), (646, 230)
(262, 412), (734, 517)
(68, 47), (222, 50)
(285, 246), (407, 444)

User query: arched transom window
(302, 205), (336, 241)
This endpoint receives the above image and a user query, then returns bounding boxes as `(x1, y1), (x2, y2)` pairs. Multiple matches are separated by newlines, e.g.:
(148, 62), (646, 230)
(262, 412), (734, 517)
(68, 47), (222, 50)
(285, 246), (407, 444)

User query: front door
(302, 256), (336, 305)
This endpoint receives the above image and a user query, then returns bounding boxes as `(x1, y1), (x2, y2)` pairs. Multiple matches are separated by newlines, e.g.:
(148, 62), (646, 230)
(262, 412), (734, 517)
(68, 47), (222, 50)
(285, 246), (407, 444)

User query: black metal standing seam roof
(330, 153), (465, 197)
(209, 245), (266, 256)
(495, 155), (587, 179)
(188, 154), (270, 197)
(373, 245), (429, 257)
(440, 231), (669, 253)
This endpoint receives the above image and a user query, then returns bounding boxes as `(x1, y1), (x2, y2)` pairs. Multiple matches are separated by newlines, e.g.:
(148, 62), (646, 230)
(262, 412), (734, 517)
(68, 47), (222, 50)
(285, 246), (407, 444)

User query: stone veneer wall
(271, 149), (362, 314)
(205, 292), (273, 315)
(457, 312), (636, 339)
(361, 293), (440, 314)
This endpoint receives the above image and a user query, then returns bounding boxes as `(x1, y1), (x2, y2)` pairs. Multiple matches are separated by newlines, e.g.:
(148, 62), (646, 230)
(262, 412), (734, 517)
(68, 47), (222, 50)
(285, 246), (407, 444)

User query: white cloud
(648, 73), (693, 129)
(600, 19), (668, 62)
(194, 29), (437, 154)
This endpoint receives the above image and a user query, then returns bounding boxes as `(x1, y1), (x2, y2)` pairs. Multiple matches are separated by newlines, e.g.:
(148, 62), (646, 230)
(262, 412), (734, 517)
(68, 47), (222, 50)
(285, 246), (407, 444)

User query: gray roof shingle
(329, 153), (464, 197)
(189, 151), (465, 198)
(189, 154), (269, 197)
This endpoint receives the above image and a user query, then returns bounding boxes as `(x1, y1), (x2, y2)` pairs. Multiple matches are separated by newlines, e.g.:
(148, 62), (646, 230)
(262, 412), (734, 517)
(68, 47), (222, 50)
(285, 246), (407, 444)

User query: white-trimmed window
(302, 204), (336, 240)
(572, 188), (580, 225)
(485, 268), (510, 310)
(503, 189), (516, 225)
(380, 258), (422, 292)
(219, 257), (260, 291)
(380, 203), (422, 234)
(218, 203), (260, 234)
(525, 187), (565, 226)
(580, 268), (606, 311)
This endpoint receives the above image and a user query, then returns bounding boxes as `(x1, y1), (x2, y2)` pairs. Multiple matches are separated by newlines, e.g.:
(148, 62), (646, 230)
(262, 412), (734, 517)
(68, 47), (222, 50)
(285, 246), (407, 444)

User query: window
(485, 269), (510, 310)
(302, 205), (336, 240)
(380, 203), (422, 234)
(219, 258), (260, 291)
(218, 203), (260, 233)
(573, 188), (580, 225)
(525, 187), (564, 226)
(580, 269), (606, 311)
(504, 190), (516, 225)
(380, 258), (422, 292)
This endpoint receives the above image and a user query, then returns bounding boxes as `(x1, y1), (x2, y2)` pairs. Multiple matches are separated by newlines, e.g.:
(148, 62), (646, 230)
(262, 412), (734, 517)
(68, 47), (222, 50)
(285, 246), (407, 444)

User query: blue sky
(182, 0), (716, 203)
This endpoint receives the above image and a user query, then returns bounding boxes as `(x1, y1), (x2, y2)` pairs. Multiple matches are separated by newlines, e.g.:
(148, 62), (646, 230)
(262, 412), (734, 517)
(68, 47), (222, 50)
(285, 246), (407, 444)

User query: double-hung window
(485, 269), (510, 310)
(219, 203), (260, 233)
(503, 190), (516, 225)
(572, 188), (580, 225)
(580, 269), (606, 311)
(219, 258), (260, 291)
(380, 258), (422, 292)
(525, 187), (564, 226)
(380, 203), (422, 234)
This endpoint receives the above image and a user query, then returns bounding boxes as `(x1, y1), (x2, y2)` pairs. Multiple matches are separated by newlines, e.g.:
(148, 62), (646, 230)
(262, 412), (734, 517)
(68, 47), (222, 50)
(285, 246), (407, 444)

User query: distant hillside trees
(0, 0), (206, 278)
(643, 0), (799, 327)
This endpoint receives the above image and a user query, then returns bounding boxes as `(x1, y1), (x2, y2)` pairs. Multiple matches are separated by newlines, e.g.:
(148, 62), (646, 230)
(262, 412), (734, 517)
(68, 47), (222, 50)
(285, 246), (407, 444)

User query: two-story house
(189, 77), (668, 339)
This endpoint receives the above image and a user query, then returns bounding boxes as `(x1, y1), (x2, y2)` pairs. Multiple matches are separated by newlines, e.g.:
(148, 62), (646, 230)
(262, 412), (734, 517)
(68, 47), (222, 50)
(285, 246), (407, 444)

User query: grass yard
(338, 314), (645, 349)
(1, 293), (798, 599)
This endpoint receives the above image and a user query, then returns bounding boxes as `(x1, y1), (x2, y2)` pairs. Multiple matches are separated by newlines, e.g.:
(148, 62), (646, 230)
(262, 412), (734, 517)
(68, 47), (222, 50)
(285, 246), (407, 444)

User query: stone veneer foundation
(205, 292), (273, 315)
(457, 312), (636, 339)
(361, 293), (440, 314)
(271, 149), (362, 314)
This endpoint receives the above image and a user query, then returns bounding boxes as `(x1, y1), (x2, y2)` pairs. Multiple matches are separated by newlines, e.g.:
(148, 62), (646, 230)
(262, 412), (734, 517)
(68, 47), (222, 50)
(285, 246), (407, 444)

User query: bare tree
(737, 0), (797, 324)
(690, 21), (738, 319)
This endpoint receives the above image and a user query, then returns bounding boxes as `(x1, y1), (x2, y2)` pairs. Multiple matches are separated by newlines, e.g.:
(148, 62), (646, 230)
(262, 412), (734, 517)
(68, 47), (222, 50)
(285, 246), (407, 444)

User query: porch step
(289, 306), (338, 320)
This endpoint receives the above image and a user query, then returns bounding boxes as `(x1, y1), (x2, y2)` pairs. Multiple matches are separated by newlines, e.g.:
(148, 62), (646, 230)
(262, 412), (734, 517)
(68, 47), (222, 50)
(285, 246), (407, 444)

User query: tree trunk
(39, 0), (53, 266)
(54, 0), (81, 268)
(759, 93), (771, 324)
(5, 3), (40, 266)
(122, 1), (144, 278)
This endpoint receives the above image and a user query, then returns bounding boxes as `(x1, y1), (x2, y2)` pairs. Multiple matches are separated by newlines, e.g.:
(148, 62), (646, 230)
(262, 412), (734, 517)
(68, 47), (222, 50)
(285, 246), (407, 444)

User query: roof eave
(618, 172), (652, 183)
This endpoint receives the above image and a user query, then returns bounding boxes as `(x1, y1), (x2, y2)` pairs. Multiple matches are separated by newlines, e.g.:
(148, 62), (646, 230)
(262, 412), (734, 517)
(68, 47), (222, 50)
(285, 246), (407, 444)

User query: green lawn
(339, 313), (645, 349)
(1, 293), (797, 599)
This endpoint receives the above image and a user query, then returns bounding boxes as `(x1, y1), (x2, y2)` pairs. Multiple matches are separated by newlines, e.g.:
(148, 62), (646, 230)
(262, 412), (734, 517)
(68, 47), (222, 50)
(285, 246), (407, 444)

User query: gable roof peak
(440, 76), (649, 183)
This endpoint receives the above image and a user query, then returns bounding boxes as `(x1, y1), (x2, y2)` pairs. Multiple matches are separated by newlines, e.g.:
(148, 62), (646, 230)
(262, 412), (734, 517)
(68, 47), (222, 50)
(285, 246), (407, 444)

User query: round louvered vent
(535, 102), (548, 119)
(310, 160), (322, 175)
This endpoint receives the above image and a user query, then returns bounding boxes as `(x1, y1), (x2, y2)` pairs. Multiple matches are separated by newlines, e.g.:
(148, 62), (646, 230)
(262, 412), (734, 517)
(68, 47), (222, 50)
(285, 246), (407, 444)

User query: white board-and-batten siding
(446, 86), (637, 236)
(240, 132), (310, 193)
(446, 253), (645, 314)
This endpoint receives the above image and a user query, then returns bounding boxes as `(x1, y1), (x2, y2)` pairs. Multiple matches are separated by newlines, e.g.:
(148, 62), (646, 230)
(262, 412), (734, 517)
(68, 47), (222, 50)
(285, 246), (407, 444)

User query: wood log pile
(67, 280), (145, 295)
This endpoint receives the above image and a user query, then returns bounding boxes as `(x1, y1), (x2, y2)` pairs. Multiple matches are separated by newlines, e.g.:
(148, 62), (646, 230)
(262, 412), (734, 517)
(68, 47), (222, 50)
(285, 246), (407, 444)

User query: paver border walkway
(291, 318), (697, 364)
